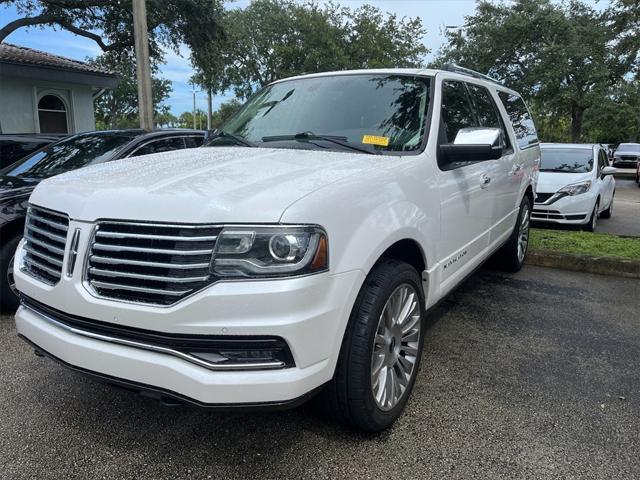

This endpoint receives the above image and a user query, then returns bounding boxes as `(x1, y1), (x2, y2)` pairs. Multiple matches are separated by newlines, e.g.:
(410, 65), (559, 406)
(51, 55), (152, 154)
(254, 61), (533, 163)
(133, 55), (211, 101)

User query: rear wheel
(317, 259), (425, 432)
(0, 235), (21, 312)
(495, 195), (531, 272)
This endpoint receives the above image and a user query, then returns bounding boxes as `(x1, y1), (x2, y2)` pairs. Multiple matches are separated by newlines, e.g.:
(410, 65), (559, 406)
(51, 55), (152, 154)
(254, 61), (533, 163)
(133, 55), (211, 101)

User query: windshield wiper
(207, 131), (258, 148)
(261, 132), (380, 155)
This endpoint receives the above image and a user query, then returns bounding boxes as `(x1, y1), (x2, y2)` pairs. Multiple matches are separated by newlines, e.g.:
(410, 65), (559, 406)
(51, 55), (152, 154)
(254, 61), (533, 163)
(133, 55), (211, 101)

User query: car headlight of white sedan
(558, 181), (592, 196)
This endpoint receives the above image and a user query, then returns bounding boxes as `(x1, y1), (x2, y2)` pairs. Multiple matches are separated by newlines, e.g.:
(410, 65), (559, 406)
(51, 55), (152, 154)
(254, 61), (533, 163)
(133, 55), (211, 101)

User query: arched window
(38, 94), (68, 133)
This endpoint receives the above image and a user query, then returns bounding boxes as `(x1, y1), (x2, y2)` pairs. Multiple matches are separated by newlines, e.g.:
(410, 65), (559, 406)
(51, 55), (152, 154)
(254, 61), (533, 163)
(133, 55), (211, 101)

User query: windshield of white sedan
(540, 148), (594, 173)
(211, 74), (431, 153)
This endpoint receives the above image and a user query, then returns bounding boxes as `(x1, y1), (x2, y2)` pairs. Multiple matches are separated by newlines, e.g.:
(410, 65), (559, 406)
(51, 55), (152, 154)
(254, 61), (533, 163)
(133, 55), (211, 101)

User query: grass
(529, 228), (640, 260)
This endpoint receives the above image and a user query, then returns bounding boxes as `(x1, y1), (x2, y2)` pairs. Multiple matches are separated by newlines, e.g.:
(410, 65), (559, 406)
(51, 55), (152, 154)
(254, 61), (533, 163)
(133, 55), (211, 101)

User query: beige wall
(0, 75), (96, 134)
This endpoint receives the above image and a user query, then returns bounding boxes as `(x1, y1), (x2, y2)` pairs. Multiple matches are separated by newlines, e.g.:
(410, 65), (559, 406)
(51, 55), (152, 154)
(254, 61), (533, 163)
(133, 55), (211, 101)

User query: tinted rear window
(498, 92), (538, 149)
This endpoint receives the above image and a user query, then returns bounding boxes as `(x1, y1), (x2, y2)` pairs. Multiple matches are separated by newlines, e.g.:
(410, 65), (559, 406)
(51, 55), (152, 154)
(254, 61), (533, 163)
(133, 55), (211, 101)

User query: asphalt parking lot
(1, 265), (638, 479)
(598, 178), (640, 236)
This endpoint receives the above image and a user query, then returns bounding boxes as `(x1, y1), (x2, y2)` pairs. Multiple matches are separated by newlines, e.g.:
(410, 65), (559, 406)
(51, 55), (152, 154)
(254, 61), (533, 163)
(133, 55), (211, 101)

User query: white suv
(13, 67), (539, 431)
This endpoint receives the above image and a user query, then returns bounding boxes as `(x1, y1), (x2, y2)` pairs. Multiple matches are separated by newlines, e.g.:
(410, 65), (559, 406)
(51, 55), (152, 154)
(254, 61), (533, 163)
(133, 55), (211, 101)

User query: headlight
(211, 225), (328, 279)
(558, 181), (592, 196)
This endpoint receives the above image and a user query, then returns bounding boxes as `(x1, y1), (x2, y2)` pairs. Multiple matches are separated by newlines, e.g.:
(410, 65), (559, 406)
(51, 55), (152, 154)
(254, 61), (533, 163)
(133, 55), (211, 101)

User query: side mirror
(601, 166), (616, 176)
(440, 128), (504, 164)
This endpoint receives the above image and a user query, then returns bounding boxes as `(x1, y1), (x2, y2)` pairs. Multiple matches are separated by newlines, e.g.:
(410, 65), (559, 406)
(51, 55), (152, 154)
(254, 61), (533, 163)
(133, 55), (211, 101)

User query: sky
(0, 0), (608, 116)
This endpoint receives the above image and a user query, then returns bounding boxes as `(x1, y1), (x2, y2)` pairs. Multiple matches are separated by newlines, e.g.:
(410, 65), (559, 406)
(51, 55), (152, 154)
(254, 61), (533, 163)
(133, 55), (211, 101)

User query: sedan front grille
(86, 221), (221, 305)
(22, 206), (69, 285)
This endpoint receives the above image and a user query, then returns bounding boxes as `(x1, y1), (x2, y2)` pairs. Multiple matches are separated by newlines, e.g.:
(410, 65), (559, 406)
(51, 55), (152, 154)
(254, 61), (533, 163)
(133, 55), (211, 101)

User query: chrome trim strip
(21, 303), (286, 371)
(23, 245), (63, 267)
(28, 214), (69, 232)
(26, 224), (67, 244)
(23, 234), (66, 255)
(89, 267), (210, 283)
(90, 255), (210, 270)
(23, 256), (61, 277)
(92, 243), (213, 255)
(95, 231), (218, 242)
(89, 280), (191, 296)
(66, 228), (81, 277)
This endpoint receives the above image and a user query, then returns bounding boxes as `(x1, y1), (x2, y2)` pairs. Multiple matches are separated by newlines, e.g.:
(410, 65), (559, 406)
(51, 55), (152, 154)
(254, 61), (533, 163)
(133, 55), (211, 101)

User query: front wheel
(0, 235), (22, 312)
(584, 201), (599, 232)
(494, 196), (531, 272)
(317, 259), (425, 432)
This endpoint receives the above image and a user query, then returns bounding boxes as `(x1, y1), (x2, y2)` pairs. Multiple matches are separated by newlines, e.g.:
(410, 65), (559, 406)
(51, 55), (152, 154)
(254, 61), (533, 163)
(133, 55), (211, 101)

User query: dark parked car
(0, 134), (65, 169)
(612, 143), (640, 168)
(0, 128), (205, 310)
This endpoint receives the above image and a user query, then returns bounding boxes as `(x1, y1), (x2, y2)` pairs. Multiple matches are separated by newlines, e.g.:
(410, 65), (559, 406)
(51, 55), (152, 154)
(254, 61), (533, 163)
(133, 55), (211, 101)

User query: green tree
(194, 0), (428, 99)
(582, 81), (640, 143)
(90, 51), (171, 129)
(211, 99), (242, 129)
(177, 109), (207, 130)
(436, 0), (631, 142)
(1, 0), (225, 62)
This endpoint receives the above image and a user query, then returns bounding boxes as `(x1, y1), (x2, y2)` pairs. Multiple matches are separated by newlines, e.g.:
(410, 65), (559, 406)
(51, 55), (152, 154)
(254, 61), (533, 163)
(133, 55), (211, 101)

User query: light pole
(132, 0), (154, 131)
(192, 86), (197, 130)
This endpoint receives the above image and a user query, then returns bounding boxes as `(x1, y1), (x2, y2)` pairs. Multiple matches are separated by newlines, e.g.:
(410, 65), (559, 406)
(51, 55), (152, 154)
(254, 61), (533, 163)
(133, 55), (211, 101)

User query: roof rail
(441, 64), (502, 85)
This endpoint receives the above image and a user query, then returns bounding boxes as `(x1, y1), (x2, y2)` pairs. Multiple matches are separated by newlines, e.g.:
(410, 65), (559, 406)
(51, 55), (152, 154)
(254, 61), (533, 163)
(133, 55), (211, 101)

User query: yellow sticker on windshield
(362, 135), (390, 147)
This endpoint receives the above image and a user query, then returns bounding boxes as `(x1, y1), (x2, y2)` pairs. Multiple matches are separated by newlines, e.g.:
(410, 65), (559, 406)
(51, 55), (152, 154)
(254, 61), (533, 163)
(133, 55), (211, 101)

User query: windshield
(3, 132), (140, 180)
(210, 74), (432, 153)
(540, 147), (594, 173)
(617, 144), (640, 153)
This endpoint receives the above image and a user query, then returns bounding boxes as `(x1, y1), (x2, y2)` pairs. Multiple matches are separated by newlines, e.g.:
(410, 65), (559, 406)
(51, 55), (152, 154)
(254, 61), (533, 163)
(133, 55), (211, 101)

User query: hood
(537, 171), (593, 193)
(0, 175), (39, 200)
(30, 146), (387, 223)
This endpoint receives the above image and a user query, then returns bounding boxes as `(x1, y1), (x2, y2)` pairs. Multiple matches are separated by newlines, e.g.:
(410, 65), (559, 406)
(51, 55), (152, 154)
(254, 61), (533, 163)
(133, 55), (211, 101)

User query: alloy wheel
(517, 203), (530, 263)
(371, 284), (421, 411)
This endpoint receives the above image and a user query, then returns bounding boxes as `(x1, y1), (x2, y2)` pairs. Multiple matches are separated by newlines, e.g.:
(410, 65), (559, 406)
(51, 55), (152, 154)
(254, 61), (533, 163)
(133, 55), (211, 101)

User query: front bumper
(532, 192), (596, 225)
(14, 259), (365, 405)
(612, 158), (638, 168)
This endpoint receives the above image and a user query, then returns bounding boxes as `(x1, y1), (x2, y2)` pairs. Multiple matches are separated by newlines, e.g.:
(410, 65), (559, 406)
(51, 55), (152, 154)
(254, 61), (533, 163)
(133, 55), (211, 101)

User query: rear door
(436, 78), (494, 290)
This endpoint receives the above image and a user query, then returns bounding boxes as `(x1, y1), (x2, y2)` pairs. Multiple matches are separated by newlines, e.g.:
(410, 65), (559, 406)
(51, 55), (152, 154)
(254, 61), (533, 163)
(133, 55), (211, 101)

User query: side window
(440, 80), (477, 144)
(184, 136), (204, 148)
(497, 92), (538, 150)
(598, 149), (608, 173)
(466, 83), (512, 152)
(131, 137), (186, 157)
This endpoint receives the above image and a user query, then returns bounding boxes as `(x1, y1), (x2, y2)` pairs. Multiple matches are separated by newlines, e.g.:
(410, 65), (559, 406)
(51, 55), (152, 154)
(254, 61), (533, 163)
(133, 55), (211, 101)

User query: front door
(436, 78), (494, 294)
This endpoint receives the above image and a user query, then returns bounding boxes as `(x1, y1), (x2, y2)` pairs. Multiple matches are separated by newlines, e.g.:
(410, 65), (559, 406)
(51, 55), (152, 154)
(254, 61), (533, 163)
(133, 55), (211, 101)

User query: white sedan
(533, 143), (616, 231)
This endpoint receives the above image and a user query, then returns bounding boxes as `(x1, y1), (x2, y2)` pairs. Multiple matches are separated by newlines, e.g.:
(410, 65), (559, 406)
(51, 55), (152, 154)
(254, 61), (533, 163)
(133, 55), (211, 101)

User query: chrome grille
(86, 222), (221, 305)
(22, 206), (69, 284)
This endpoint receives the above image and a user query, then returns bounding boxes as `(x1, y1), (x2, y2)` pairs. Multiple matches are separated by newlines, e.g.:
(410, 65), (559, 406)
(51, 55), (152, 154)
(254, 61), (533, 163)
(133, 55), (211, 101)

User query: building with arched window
(0, 43), (117, 134)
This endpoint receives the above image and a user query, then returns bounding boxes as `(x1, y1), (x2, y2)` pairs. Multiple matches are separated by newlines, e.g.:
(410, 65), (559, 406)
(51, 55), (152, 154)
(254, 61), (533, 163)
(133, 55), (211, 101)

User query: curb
(525, 249), (640, 279)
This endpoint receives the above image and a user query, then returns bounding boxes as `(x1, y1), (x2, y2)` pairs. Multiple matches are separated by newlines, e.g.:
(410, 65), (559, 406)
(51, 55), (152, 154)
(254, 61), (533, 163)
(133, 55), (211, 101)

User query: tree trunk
(570, 103), (585, 143)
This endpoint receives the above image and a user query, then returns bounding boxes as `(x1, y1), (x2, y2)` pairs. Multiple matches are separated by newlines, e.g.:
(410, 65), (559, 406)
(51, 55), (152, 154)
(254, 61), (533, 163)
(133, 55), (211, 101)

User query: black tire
(600, 193), (614, 219)
(495, 195), (532, 273)
(316, 259), (425, 432)
(1, 235), (22, 312)
(584, 201), (599, 232)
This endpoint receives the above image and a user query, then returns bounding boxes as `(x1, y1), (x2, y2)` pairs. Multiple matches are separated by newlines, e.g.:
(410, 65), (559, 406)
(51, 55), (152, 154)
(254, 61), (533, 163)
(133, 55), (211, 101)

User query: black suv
(0, 128), (205, 310)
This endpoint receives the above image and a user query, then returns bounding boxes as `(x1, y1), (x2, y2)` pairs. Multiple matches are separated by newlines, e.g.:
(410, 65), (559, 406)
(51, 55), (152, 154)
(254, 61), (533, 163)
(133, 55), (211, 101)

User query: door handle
(480, 174), (491, 189)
